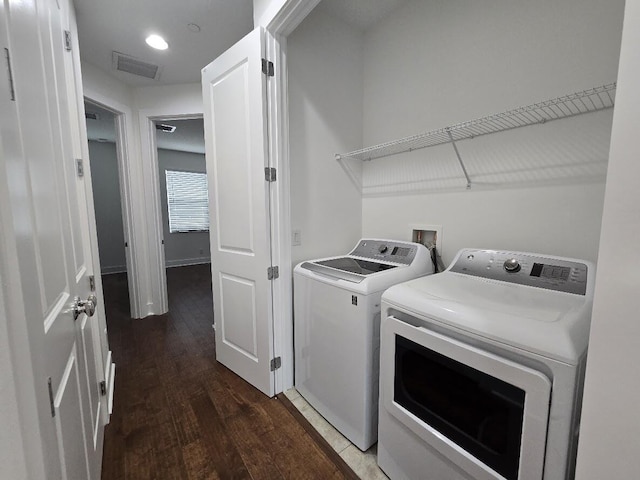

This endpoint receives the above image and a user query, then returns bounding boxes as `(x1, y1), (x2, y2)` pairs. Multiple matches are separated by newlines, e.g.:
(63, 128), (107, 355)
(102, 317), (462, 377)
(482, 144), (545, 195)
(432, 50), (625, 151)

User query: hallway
(101, 265), (355, 479)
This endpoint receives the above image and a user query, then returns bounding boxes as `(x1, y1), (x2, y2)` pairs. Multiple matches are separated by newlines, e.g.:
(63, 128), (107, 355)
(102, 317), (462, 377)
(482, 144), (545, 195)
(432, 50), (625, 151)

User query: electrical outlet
(292, 229), (302, 246)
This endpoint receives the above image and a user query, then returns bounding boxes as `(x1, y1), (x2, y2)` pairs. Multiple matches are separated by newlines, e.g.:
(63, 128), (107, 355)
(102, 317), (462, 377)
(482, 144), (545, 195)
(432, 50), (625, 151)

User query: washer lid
(316, 257), (397, 275)
(299, 257), (398, 283)
(294, 238), (434, 293)
(383, 272), (593, 364)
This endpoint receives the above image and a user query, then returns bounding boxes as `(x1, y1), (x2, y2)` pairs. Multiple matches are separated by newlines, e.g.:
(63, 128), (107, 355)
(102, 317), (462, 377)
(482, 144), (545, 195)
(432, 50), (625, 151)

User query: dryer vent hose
(430, 246), (446, 273)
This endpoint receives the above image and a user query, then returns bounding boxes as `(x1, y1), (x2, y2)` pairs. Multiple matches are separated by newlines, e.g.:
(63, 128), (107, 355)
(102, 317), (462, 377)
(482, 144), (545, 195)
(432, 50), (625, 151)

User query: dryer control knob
(503, 258), (521, 272)
(378, 245), (388, 254)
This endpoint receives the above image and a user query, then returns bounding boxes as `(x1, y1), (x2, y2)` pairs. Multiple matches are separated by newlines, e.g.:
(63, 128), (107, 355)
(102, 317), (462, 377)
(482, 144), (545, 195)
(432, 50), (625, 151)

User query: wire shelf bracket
(335, 83), (616, 190)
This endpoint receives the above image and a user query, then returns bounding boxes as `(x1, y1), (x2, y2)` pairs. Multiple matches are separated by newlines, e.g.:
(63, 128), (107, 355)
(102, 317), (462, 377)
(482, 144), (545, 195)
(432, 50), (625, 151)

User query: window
(165, 170), (209, 233)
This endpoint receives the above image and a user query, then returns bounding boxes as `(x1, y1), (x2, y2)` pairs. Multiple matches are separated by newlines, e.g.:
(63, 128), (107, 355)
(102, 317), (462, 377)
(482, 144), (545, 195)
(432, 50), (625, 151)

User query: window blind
(165, 170), (210, 233)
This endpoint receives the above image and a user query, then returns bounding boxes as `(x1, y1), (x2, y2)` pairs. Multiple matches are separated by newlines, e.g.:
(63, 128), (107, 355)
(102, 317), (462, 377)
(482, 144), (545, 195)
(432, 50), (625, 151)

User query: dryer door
(380, 315), (551, 480)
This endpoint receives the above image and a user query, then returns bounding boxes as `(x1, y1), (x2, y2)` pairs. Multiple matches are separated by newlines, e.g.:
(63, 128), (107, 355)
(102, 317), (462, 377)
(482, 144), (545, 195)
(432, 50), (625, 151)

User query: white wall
(288, 7), (364, 264)
(157, 149), (211, 267)
(364, 182), (606, 264)
(575, 0), (640, 477)
(362, 0), (622, 145)
(82, 61), (133, 107)
(360, 0), (624, 265)
(88, 141), (127, 273)
(134, 83), (202, 113)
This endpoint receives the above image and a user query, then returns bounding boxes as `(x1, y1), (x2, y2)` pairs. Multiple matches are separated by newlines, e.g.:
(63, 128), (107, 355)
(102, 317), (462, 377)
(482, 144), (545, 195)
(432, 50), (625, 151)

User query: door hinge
(270, 356), (281, 371)
(76, 158), (84, 177)
(264, 167), (276, 182)
(267, 266), (279, 280)
(99, 380), (107, 396)
(64, 30), (72, 51)
(4, 48), (15, 101)
(261, 58), (274, 77)
(89, 275), (96, 291)
(48, 377), (56, 418)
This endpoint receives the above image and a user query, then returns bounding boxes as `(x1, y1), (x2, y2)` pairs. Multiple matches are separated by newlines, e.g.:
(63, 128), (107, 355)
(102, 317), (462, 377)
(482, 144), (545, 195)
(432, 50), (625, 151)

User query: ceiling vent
(156, 123), (176, 133)
(112, 51), (162, 80)
(85, 112), (100, 120)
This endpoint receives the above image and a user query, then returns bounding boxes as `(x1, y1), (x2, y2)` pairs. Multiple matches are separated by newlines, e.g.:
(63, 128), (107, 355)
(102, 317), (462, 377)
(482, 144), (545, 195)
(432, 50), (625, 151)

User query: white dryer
(377, 248), (595, 480)
(294, 239), (433, 451)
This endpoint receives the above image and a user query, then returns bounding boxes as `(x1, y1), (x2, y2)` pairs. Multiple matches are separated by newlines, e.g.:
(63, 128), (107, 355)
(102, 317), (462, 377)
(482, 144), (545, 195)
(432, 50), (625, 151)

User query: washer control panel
(450, 249), (588, 295)
(350, 239), (419, 265)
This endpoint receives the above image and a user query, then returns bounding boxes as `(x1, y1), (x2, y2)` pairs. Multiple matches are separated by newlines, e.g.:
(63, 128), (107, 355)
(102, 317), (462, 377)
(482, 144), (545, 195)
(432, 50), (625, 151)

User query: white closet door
(202, 27), (276, 396)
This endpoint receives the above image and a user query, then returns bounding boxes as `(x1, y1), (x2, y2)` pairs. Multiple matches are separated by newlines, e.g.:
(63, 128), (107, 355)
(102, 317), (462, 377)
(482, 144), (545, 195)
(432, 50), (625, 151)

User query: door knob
(73, 294), (97, 320)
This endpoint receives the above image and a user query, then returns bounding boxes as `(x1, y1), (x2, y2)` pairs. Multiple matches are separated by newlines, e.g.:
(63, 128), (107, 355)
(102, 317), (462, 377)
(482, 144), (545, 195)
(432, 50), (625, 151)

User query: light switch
(292, 229), (302, 246)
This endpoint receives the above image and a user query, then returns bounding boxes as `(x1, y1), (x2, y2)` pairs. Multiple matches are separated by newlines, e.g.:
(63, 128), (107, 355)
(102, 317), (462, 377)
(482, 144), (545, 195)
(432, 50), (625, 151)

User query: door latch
(72, 294), (97, 320)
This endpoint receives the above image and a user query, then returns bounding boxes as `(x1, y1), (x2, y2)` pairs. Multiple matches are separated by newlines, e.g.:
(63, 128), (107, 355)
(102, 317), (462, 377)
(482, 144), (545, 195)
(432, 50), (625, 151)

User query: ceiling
(78, 0), (408, 154)
(318, 0), (408, 31)
(73, 0), (409, 87)
(85, 102), (205, 154)
(74, 0), (254, 86)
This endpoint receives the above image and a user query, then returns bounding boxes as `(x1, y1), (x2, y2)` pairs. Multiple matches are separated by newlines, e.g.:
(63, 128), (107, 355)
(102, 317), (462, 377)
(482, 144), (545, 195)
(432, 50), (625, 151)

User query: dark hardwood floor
(101, 264), (356, 480)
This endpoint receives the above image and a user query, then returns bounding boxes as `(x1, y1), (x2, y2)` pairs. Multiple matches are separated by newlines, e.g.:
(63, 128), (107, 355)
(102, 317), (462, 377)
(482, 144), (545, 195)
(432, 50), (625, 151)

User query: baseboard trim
(165, 258), (211, 268)
(101, 265), (127, 275)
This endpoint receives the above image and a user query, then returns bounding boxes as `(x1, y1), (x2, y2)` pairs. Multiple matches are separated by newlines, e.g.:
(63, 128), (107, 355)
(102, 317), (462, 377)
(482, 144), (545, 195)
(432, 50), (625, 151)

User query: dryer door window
(380, 316), (552, 480)
(395, 336), (525, 480)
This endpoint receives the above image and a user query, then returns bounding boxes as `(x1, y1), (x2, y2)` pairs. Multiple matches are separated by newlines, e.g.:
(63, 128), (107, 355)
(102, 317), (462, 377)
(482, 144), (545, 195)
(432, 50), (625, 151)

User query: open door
(202, 27), (276, 397)
(0, 0), (109, 477)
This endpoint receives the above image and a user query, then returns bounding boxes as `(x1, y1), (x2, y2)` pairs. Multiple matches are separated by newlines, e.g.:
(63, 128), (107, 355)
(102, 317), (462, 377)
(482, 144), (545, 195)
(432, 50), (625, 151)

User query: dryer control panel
(351, 239), (419, 265)
(450, 249), (588, 295)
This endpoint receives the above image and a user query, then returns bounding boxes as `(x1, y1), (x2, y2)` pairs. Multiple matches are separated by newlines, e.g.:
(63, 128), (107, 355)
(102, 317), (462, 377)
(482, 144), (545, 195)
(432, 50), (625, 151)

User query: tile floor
(284, 388), (389, 480)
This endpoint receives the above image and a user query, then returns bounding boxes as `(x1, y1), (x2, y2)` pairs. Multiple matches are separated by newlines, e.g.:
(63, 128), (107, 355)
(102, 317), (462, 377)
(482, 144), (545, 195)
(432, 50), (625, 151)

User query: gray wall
(88, 141), (127, 273)
(158, 148), (211, 267)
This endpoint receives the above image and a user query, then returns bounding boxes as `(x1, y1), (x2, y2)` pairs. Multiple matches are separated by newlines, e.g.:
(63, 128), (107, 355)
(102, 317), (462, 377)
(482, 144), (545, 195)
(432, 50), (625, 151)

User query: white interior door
(1, 0), (107, 477)
(202, 27), (276, 396)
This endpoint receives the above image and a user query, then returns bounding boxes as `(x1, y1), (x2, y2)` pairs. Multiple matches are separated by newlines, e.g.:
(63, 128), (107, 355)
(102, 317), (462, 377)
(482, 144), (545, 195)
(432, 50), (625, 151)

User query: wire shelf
(336, 83), (616, 163)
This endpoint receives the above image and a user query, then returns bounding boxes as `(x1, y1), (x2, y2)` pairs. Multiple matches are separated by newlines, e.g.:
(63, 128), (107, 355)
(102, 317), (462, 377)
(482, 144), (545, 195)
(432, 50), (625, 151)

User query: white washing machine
(378, 248), (595, 480)
(294, 239), (433, 451)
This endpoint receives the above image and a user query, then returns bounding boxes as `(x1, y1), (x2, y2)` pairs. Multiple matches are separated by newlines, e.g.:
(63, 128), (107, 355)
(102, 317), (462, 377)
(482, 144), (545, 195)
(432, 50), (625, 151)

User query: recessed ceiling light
(145, 34), (168, 50)
(187, 23), (201, 33)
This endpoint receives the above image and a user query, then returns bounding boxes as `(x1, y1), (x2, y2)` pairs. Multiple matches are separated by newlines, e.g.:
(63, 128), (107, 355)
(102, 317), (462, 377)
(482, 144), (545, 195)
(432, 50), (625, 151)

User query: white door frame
(138, 109), (205, 316)
(262, 0), (322, 392)
(82, 95), (141, 319)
